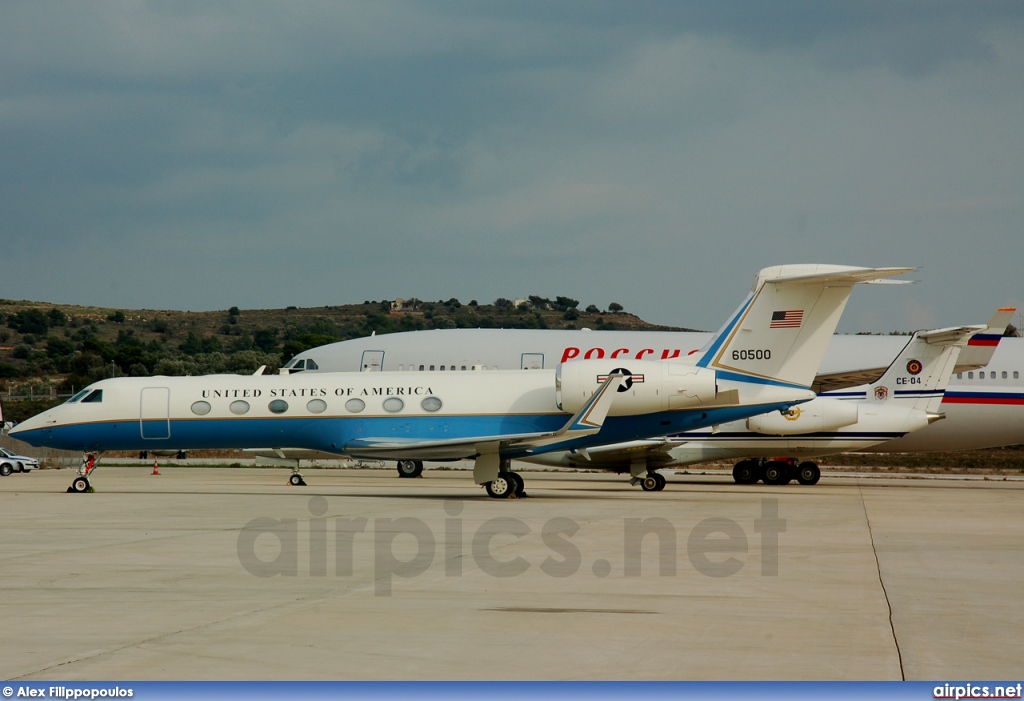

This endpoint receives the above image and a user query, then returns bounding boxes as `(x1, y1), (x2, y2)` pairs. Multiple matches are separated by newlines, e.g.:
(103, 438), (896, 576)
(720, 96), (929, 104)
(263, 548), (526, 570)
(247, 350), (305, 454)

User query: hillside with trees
(0, 296), (692, 422)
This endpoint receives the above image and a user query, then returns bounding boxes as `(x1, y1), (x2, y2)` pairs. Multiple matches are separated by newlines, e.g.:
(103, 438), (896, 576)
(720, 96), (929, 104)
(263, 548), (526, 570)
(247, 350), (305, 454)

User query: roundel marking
(906, 359), (923, 375)
(597, 367), (646, 392)
(783, 406), (802, 421)
(598, 369), (646, 391)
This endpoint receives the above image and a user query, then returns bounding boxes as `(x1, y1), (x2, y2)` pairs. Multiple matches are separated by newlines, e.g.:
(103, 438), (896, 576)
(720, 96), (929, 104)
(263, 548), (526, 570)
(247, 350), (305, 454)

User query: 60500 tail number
(732, 349), (771, 361)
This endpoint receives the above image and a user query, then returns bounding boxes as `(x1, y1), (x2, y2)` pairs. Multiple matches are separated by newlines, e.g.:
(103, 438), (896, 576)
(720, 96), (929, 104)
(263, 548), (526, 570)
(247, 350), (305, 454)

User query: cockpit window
(81, 390), (103, 403)
(306, 359), (318, 370)
(284, 358), (306, 372)
(65, 389), (91, 404)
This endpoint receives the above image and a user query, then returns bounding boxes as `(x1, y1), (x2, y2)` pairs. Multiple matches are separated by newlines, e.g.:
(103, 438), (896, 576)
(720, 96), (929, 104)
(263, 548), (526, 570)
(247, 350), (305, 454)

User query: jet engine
(746, 396), (859, 435)
(556, 359), (718, 416)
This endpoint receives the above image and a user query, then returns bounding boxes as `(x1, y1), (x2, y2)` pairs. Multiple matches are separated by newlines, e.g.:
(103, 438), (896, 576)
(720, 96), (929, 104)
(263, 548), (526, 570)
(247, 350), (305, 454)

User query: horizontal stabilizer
(918, 325), (987, 346)
(757, 265), (915, 287)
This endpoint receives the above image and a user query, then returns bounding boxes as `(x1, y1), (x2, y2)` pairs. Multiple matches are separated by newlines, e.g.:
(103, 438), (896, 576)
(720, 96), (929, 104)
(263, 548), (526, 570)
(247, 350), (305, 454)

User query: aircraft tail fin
(696, 265), (914, 388)
(955, 307), (1015, 372)
(869, 324), (984, 413)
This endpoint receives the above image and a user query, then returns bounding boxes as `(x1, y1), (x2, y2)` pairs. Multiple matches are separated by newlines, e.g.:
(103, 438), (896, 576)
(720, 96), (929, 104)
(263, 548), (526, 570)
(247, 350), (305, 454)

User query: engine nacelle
(557, 359), (718, 416)
(746, 396), (859, 436)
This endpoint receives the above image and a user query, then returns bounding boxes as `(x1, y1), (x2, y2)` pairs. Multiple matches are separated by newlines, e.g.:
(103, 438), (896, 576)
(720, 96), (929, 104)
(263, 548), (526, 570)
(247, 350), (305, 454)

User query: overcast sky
(2, 2), (1022, 332)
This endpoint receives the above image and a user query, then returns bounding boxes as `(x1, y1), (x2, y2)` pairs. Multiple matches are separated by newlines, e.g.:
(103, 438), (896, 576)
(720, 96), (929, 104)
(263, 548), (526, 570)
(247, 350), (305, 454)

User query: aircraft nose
(8, 411), (55, 446)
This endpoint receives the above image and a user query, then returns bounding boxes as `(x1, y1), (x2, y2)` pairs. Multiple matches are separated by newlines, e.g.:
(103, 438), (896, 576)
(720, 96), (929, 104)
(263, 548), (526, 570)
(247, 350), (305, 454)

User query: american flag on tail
(770, 310), (804, 329)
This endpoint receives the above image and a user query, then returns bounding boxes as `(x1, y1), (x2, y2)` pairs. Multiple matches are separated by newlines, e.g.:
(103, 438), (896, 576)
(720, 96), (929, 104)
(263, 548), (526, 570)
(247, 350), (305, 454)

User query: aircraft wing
(565, 438), (689, 465)
(811, 367), (889, 394)
(343, 371), (627, 461)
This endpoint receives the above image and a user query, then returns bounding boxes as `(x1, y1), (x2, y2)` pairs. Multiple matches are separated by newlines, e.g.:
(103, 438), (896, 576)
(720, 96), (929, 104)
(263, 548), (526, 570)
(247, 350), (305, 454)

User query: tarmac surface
(1, 465), (1022, 681)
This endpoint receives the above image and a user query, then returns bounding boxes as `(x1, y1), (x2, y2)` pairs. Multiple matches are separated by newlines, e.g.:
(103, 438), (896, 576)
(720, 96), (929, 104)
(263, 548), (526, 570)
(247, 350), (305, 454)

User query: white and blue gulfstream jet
(11, 264), (911, 497)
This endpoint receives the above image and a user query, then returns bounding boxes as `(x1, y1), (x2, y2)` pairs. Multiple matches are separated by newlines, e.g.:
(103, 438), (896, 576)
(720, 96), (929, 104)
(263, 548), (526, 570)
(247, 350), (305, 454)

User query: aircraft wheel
(640, 475), (660, 492)
(796, 462), (821, 485)
(507, 470), (526, 497)
(396, 460), (424, 478)
(0, 463), (12, 477)
(653, 473), (666, 491)
(485, 474), (516, 499)
(71, 477), (90, 493)
(289, 474), (306, 487)
(732, 461), (759, 484)
(762, 462), (787, 485)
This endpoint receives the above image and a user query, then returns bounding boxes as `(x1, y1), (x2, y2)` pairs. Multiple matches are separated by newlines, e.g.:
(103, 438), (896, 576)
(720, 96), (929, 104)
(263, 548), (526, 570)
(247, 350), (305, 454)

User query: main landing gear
(626, 457), (668, 492)
(396, 460), (424, 478)
(637, 472), (667, 492)
(68, 453), (99, 493)
(732, 458), (821, 486)
(485, 470), (526, 499)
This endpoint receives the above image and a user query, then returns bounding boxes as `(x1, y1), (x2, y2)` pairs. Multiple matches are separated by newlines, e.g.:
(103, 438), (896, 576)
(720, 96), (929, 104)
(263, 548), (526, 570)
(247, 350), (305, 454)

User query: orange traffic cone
(152, 458), (160, 476)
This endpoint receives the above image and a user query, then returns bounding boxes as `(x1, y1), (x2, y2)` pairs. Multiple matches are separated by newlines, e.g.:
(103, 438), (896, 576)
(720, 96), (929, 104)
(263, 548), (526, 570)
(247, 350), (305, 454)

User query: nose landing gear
(68, 453), (99, 493)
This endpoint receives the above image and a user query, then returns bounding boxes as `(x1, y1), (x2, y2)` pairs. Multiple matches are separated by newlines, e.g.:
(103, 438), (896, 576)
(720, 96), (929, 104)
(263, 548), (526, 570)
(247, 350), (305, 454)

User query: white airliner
(10, 264), (910, 496)
(284, 305), (1023, 481)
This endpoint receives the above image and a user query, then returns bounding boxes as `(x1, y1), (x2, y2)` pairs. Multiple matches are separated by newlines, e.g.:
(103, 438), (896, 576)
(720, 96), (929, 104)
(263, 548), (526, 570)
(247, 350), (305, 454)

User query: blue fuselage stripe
(16, 403), (802, 456)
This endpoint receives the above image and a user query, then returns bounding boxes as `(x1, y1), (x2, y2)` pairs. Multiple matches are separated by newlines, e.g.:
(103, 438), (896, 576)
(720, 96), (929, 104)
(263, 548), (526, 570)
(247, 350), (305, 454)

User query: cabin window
(430, 365), (435, 371)
(991, 371), (996, 379)
(968, 372), (974, 379)
(1002, 371), (1008, 379)
(230, 400), (250, 415)
(1014, 371), (1019, 379)
(268, 399), (289, 414)
(345, 398), (365, 413)
(306, 399), (327, 414)
(191, 401), (212, 415)
(419, 365), (425, 371)
(461, 365), (467, 371)
(440, 366), (446, 371)
(421, 396), (442, 412)
(383, 397), (404, 413)
(82, 390), (103, 403)
(956, 373), (962, 379)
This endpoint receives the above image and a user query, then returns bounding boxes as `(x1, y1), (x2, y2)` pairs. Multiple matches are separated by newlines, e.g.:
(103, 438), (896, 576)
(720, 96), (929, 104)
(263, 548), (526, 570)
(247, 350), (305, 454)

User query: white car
(0, 447), (39, 475)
